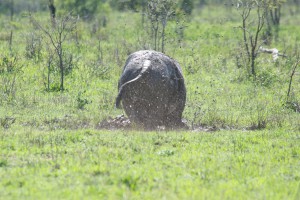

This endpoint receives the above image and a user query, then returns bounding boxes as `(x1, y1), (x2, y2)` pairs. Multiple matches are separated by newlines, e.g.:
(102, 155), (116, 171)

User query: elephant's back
(117, 50), (186, 128)
(121, 50), (178, 86)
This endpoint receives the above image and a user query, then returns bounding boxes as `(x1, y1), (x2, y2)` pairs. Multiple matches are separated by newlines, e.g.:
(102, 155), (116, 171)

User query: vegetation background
(0, 0), (300, 199)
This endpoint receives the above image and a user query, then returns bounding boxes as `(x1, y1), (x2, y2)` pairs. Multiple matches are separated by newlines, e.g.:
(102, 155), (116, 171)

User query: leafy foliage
(58, 0), (102, 19)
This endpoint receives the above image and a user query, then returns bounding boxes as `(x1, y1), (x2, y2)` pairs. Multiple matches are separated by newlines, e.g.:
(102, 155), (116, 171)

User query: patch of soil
(96, 115), (228, 132)
(96, 115), (131, 130)
(192, 125), (220, 132)
(17, 114), (242, 132)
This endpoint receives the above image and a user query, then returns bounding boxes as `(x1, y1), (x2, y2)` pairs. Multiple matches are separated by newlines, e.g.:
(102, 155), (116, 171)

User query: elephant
(115, 50), (186, 129)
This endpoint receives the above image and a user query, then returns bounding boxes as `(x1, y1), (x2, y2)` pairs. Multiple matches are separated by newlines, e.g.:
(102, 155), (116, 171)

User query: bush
(181, 0), (194, 15)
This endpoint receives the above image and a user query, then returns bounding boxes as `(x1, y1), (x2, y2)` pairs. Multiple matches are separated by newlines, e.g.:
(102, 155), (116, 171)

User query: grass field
(1, 129), (300, 199)
(1, 2), (300, 199)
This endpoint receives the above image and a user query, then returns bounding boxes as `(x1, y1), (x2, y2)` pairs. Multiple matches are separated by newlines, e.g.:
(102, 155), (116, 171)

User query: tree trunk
(57, 42), (64, 91)
(48, 0), (56, 27)
(47, 55), (53, 91)
(59, 52), (64, 91)
(251, 52), (256, 77)
(9, 0), (14, 51)
(287, 60), (300, 101)
(161, 18), (167, 53)
(59, 56), (64, 91)
(154, 21), (159, 51)
(141, 0), (146, 25)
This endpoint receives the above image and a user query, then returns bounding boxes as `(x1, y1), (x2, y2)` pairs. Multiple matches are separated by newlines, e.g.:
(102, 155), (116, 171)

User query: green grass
(1, 129), (299, 199)
(1, 3), (300, 199)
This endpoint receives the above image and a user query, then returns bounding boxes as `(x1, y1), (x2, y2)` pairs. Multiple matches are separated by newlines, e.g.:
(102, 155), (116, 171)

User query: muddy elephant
(115, 50), (186, 129)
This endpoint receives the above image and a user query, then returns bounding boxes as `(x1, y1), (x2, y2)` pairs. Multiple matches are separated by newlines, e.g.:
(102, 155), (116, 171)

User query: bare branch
(29, 13), (77, 91)
(287, 58), (300, 101)
(30, 15), (58, 51)
(241, 7), (251, 61)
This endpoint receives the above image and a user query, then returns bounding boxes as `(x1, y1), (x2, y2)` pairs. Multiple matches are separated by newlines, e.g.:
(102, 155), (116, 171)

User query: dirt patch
(192, 125), (220, 132)
(18, 115), (236, 132)
(96, 115), (225, 132)
(96, 115), (190, 131)
(96, 115), (131, 130)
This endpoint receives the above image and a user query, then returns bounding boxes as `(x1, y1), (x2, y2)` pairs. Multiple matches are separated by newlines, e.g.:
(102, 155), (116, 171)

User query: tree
(0, 53), (23, 102)
(286, 54), (300, 111)
(141, 0), (146, 24)
(263, 0), (285, 44)
(31, 13), (77, 91)
(147, 0), (176, 53)
(9, 0), (14, 51)
(236, 0), (266, 78)
(58, 0), (100, 20)
(48, 0), (56, 27)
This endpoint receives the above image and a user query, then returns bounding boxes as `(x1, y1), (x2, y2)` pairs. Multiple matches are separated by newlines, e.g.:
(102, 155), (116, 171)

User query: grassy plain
(1, 129), (300, 199)
(0, 4), (300, 200)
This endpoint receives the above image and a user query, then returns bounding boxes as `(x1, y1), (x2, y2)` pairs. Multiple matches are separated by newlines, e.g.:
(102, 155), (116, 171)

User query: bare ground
(95, 114), (223, 132)
(4, 114), (246, 132)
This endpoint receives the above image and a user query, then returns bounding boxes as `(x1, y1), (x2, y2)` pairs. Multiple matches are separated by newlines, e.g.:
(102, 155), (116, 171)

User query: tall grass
(0, 5), (299, 131)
